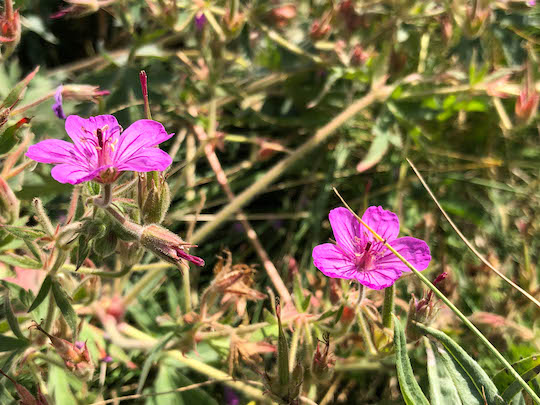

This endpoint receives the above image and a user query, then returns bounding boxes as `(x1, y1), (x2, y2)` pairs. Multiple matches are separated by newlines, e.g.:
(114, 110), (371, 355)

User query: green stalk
(333, 188), (540, 404)
(381, 284), (395, 329)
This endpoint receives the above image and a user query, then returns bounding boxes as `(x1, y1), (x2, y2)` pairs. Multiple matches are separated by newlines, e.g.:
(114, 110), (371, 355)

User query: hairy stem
(381, 284), (395, 329)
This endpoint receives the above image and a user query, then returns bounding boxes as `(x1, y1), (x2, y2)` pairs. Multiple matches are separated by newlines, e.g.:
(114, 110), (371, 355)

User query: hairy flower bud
(406, 272), (447, 340)
(138, 172), (171, 224)
(0, 0), (21, 58)
(515, 86), (539, 124)
(139, 224), (204, 268)
(311, 333), (335, 382)
(32, 323), (94, 381)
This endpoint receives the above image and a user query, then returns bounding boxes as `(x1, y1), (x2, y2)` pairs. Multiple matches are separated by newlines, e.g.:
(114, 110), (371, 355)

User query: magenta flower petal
(114, 119), (173, 162)
(27, 114), (174, 184)
(51, 164), (106, 185)
(26, 139), (78, 164)
(329, 207), (361, 254)
(312, 243), (357, 279)
(355, 267), (402, 290)
(65, 115), (120, 146)
(360, 206), (400, 243)
(116, 148), (173, 172)
(377, 236), (431, 272)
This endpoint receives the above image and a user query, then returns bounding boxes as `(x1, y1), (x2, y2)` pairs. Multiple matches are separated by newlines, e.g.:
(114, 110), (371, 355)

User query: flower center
(80, 124), (120, 183)
(351, 238), (386, 272)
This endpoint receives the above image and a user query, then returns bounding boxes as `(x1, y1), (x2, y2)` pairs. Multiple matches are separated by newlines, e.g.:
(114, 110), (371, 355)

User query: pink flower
(26, 115), (173, 184)
(312, 207), (431, 290)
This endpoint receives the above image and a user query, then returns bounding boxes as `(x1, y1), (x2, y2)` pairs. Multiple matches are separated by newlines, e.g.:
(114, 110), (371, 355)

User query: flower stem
(333, 187), (540, 404)
(100, 184), (113, 207)
(357, 308), (377, 356)
(381, 284), (395, 329)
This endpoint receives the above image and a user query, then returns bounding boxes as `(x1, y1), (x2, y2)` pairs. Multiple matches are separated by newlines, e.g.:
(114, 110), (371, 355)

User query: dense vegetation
(0, 0), (538, 404)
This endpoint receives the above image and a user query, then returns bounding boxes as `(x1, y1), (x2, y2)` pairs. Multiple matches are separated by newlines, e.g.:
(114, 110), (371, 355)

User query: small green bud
(138, 172), (171, 224)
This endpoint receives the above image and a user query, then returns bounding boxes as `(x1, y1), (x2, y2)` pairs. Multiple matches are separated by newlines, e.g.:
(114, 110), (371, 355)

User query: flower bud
(0, 0), (21, 58)
(406, 272), (447, 340)
(311, 333), (335, 382)
(139, 224), (204, 268)
(350, 45), (368, 66)
(515, 85), (539, 125)
(56, 222), (84, 249)
(0, 176), (19, 224)
(61, 84), (110, 103)
(269, 4), (296, 28)
(138, 172), (171, 224)
(310, 19), (331, 40)
(32, 323), (95, 381)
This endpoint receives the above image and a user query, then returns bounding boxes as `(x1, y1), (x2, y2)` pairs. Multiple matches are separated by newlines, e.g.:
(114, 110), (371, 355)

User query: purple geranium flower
(312, 207), (431, 290)
(52, 85), (66, 119)
(26, 114), (173, 185)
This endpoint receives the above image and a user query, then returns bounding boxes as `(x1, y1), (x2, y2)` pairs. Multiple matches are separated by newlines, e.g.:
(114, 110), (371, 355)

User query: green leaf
(51, 281), (78, 339)
(0, 334), (29, 352)
(425, 338), (462, 405)
(0, 254), (42, 269)
(0, 121), (23, 154)
(48, 365), (78, 405)
(0, 281), (34, 309)
(27, 275), (52, 313)
(493, 355), (540, 394)
(436, 343), (485, 405)
(414, 322), (501, 405)
(1, 225), (46, 241)
(356, 134), (389, 172)
(137, 331), (175, 394)
(392, 314), (429, 405)
(3, 292), (25, 341)
(24, 240), (42, 264)
(502, 365), (540, 402)
(0, 66), (40, 109)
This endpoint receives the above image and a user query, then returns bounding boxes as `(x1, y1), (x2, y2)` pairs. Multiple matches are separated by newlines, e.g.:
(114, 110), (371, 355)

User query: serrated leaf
(415, 322), (501, 405)
(51, 281), (78, 339)
(0, 334), (29, 352)
(0, 254), (42, 269)
(27, 276), (52, 313)
(3, 292), (25, 341)
(393, 314), (429, 405)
